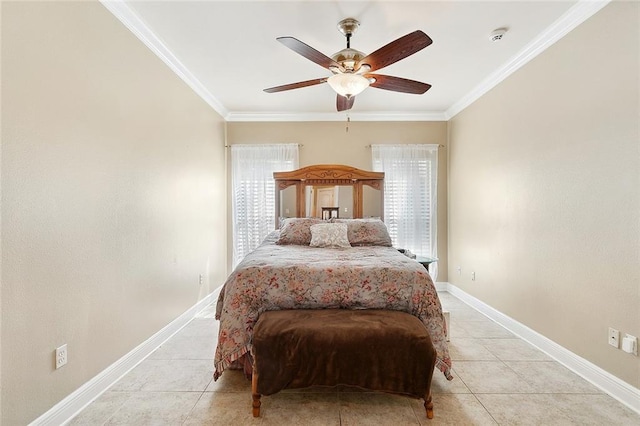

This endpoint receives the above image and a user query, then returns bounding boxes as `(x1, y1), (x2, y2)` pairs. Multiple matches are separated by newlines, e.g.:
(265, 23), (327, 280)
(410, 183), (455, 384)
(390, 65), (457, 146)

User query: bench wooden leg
(251, 366), (261, 417)
(424, 392), (434, 419)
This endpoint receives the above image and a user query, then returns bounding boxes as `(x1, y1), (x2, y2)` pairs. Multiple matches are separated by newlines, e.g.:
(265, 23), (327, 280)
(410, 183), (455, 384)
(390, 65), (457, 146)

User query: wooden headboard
(274, 164), (384, 226)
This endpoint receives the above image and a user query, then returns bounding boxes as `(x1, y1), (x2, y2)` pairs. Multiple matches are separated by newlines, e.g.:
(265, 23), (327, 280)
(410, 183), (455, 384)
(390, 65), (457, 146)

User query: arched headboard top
(274, 164), (384, 225)
(274, 164), (384, 183)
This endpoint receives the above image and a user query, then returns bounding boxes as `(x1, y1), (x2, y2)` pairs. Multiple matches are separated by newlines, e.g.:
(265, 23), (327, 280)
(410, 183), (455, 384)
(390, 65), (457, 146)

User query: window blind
(231, 144), (299, 267)
(372, 144), (439, 279)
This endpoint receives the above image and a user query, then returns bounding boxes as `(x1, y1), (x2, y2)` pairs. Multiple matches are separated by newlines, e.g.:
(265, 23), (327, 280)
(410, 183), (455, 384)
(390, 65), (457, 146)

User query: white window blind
(372, 144), (439, 279)
(231, 144), (299, 267)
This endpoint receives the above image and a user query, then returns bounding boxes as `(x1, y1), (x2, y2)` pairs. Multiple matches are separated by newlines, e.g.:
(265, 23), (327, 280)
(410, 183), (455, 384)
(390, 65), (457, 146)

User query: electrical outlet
(456, 266), (461, 275)
(199, 274), (204, 285)
(471, 271), (476, 281)
(55, 344), (67, 369)
(608, 328), (620, 348)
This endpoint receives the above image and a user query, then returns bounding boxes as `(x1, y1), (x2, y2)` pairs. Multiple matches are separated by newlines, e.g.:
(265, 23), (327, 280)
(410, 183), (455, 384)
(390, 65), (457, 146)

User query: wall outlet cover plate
(608, 328), (620, 348)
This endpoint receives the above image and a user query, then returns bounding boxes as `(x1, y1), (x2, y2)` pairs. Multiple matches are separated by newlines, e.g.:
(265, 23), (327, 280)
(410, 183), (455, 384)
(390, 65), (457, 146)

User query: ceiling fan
(264, 18), (433, 112)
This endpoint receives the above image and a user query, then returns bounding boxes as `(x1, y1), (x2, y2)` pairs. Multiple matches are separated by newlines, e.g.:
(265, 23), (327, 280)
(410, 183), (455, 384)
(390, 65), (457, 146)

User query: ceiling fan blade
(264, 77), (328, 93)
(277, 37), (341, 70)
(366, 74), (432, 94)
(336, 95), (355, 112)
(357, 31), (432, 73)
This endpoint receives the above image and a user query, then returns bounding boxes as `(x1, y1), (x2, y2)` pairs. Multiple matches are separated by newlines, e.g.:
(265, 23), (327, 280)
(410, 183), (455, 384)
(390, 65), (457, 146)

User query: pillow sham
(276, 217), (324, 245)
(309, 223), (351, 248)
(331, 218), (393, 247)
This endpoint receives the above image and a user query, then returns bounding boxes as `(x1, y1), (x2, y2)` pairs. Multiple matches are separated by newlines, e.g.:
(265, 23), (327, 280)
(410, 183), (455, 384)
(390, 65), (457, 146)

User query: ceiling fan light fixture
(327, 73), (370, 98)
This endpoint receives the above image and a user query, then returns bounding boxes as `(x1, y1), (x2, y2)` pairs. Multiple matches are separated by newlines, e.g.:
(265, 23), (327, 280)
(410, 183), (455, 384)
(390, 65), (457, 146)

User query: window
(372, 144), (439, 278)
(231, 144), (299, 267)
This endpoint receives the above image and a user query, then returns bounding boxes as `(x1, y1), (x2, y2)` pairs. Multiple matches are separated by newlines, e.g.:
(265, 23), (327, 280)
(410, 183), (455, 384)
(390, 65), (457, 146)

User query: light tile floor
(69, 292), (640, 425)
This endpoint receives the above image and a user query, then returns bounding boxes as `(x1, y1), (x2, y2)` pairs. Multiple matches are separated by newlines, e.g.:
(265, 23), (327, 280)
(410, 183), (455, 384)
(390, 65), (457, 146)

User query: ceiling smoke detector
(489, 28), (508, 42)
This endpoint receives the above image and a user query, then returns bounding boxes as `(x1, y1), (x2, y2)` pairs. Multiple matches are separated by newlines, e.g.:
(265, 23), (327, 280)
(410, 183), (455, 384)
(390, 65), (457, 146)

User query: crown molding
(226, 110), (448, 122)
(102, 0), (442, 122)
(99, 0), (229, 118)
(445, 0), (611, 119)
(102, 0), (609, 123)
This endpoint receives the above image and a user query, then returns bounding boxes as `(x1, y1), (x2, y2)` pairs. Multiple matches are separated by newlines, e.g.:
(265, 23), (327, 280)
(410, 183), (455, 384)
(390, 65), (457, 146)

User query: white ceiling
(104, 1), (609, 121)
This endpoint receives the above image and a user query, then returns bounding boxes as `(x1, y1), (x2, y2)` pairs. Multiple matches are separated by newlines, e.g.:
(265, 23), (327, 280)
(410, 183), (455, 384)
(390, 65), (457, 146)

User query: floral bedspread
(214, 231), (452, 380)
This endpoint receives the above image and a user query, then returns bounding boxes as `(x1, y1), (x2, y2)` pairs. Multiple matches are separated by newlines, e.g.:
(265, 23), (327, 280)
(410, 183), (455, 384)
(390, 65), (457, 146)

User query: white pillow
(309, 223), (351, 248)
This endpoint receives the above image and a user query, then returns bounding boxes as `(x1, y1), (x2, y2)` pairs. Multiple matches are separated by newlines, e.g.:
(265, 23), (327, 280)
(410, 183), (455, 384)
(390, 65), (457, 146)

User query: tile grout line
(468, 393), (500, 425)
(100, 392), (133, 426)
(181, 390), (207, 426)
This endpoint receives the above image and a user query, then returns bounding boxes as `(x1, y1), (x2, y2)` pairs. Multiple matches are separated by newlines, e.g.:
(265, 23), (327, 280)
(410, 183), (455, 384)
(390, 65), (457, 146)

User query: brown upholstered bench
(251, 309), (437, 418)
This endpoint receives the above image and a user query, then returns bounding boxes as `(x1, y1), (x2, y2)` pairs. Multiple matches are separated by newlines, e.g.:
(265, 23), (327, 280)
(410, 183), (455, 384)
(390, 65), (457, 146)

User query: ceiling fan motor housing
(331, 48), (366, 72)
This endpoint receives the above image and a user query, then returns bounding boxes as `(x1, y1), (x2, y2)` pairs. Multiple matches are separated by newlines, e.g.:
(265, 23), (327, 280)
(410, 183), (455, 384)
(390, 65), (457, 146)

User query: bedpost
(296, 182), (305, 218)
(275, 185), (281, 228)
(353, 181), (363, 218)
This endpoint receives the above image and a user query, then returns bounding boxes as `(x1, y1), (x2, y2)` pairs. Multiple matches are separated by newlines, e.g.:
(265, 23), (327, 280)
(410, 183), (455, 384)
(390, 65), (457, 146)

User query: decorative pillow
(276, 217), (324, 245)
(309, 223), (351, 248)
(332, 218), (393, 246)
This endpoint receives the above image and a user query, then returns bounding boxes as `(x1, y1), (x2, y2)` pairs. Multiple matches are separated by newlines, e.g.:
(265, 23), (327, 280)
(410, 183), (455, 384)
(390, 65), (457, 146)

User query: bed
(213, 165), (452, 413)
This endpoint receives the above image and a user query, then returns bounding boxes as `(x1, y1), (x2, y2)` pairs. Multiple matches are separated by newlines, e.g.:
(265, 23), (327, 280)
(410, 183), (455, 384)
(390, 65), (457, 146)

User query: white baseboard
(30, 288), (222, 426)
(31, 283), (640, 422)
(443, 282), (640, 416)
(434, 281), (449, 292)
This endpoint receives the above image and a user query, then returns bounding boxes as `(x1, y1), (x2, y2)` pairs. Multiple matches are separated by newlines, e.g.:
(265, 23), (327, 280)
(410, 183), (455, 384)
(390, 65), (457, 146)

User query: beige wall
(227, 121), (449, 280)
(1, 1), (227, 424)
(448, 1), (639, 387)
